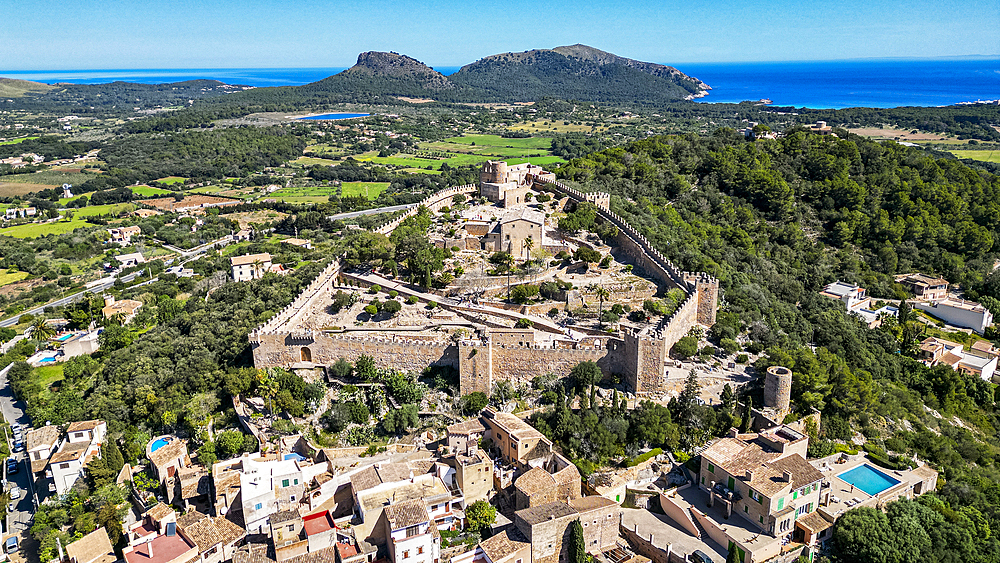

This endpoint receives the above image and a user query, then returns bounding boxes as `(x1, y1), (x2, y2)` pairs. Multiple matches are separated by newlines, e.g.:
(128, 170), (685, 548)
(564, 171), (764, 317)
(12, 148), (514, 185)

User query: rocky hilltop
(448, 44), (709, 103)
(337, 51), (454, 90)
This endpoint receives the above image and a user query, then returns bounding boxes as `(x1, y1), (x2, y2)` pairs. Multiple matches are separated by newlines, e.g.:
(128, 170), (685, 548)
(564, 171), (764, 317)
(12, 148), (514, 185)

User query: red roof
(303, 511), (336, 537)
(336, 544), (357, 559)
(124, 534), (196, 563)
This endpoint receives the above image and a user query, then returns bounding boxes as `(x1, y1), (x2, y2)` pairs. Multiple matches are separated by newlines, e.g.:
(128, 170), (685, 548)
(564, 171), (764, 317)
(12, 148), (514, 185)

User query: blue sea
(3, 59), (997, 109)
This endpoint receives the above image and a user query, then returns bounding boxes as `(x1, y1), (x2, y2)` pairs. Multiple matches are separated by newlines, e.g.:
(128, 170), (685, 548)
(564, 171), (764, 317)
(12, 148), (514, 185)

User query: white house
(914, 297), (994, 334)
(49, 420), (107, 495)
(231, 253), (273, 282)
(383, 499), (441, 563)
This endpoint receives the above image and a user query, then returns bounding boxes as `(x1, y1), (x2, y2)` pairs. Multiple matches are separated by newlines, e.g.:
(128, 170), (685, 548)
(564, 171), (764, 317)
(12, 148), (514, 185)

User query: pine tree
(570, 520), (586, 563)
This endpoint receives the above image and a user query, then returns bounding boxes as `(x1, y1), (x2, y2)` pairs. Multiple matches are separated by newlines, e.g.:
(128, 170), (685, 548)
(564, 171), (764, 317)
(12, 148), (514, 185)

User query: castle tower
(764, 365), (792, 415)
(684, 272), (719, 326)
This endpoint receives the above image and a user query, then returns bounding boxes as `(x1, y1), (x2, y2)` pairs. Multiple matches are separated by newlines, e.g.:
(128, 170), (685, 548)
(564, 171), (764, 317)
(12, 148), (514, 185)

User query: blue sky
(2, 0), (997, 69)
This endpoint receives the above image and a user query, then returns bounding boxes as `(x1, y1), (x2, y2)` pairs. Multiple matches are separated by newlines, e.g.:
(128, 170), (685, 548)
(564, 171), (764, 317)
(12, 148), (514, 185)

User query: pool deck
(810, 453), (938, 520)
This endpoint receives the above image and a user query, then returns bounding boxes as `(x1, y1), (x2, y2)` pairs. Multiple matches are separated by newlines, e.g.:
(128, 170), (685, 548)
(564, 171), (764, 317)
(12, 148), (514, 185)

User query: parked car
(4, 536), (17, 554)
(5, 459), (16, 475)
(691, 551), (715, 563)
(12, 441), (23, 452)
(9, 487), (20, 500)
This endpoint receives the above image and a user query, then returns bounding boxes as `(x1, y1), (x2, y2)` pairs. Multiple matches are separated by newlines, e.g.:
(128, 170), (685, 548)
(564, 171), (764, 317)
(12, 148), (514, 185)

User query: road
(0, 270), (143, 329)
(329, 203), (411, 221)
(0, 364), (35, 546)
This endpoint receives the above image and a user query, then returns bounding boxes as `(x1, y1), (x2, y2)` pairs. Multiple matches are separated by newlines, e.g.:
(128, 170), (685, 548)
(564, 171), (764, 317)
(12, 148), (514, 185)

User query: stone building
(482, 208), (545, 257)
(567, 496), (621, 554)
(480, 161), (555, 208)
(514, 501), (579, 563)
(513, 454), (581, 511)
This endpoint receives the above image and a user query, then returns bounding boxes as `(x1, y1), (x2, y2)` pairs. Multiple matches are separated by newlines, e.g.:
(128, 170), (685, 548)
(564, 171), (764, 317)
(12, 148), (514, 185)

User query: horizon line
(2, 54), (998, 74)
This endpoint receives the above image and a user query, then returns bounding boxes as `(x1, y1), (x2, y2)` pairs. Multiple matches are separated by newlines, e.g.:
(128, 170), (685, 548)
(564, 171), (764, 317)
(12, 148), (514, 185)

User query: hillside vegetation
(555, 130), (1000, 562)
(0, 77), (55, 97)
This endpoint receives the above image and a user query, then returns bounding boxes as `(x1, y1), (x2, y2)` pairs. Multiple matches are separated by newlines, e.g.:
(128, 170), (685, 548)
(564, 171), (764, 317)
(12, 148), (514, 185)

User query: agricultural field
(0, 269), (29, 287)
(0, 181), (54, 197)
(130, 185), (173, 197)
(293, 156), (342, 167)
(9, 168), (98, 186)
(442, 134), (553, 149)
(155, 176), (187, 185)
(508, 120), (607, 133)
(0, 203), (133, 238)
(268, 185), (338, 203)
(227, 210), (289, 229)
(0, 136), (38, 146)
(341, 182), (389, 200)
(950, 149), (1000, 163)
(351, 150), (564, 171)
(187, 185), (225, 194)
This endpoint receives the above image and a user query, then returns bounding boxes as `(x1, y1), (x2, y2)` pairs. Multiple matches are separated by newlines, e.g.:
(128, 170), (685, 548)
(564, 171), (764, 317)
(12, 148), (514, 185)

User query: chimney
(745, 469), (754, 482)
(146, 539), (154, 558)
(783, 470), (793, 483)
(104, 295), (115, 307)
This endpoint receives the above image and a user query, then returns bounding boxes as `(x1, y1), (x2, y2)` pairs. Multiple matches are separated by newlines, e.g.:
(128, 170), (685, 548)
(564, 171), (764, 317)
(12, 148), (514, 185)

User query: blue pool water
(150, 438), (170, 452)
(284, 453), (307, 462)
(39, 357), (56, 363)
(838, 464), (901, 496)
(56, 333), (74, 342)
(298, 113), (370, 120)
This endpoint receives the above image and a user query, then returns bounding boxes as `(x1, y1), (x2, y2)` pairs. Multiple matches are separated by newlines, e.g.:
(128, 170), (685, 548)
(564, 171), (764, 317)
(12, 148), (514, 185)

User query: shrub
(548, 308), (560, 318)
(462, 392), (488, 414)
(428, 301), (438, 309)
(383, 300), (402, 317)
(364, 304), (378, 315)
(626, 448), (663, 467)
(368, 284), (381, 294)
(720, 338), (740, 354)
(515, 318), (533, 328)
(671, 336), (698, 359)
(407, 295), (419, 305)
(736, 353), (749, 363)
(573, 247), (601, 263)
(389, 290), (398, 299)
(510, 284), (540, 304)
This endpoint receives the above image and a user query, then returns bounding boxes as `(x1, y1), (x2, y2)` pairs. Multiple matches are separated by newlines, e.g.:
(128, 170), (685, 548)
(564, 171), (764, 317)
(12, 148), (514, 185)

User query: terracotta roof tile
(479, 529), (529, 562)
(66, 527), (114, 563)
(515, 501), (577, 525)
(384, 499), (430, 529)
(515, 467), (554, 496)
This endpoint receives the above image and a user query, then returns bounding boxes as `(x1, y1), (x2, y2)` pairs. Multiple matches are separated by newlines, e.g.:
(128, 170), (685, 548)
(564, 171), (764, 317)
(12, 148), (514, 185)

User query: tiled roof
(384, 498), (430, 529)
(702, 438), (823, 497)
(501, 208), (545, 226)
(485, 409), (544, 440)
(51, 441), (90, 463)
(447, 419), (486, 435)
(767, 455), (824, 493)
(234, 544), (340, 563)
(270, 510), (301, 526)
(349, 466), (381, 493)
(148, 437), (188, 469)
(568, 495), (619, 512)
(66, 527), (114, 563)
(376, 463), (413, 484)
(26, 425), (60, 451)
(177, 510), (246, 551)
(145, 502), (174, 522)
(231, 253), (272, 266)
(515, 467), (553, 496)
(515, 501), (577, 525)
(67, 420), (103, 432)
(479, 529), (529, 562)
(177, 466), (210, 498)
(796, 511), (833, 533)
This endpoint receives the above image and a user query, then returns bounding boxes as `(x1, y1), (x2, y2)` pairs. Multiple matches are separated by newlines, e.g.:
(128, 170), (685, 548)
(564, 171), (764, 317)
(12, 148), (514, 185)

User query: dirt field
(848, 127), (949, 141)
(0, 182), (56, 197)
(140, 194), (241, 211)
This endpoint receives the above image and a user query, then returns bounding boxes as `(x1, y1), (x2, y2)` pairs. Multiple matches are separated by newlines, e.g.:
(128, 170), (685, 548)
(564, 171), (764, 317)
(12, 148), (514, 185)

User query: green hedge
(626, 448), (662, 467)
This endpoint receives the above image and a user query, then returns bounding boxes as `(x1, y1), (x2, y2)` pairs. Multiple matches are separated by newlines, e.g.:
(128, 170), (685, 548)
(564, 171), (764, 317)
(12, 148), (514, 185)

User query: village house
(918, 336), (999, 381)
(48, 420), (107, 495)
(482, 408), (553, 468)
(66, 527), (117, 563)
(913, 297), (994, 334)
(26, 425), (60, 482)
(115, 252), (146, 268)
(820, 281), (898, 328)
(482, 208), (545, 257)
(124, 504), (199, 563)
(895, 273), (949, 301)
(108, 225), (143, 246)
(176, 510), (247, 563)
(383, 499), (441, 563)
(102, 295), (144, 325)
(231, 253), (274, 282)
(4, 207), (37, 221)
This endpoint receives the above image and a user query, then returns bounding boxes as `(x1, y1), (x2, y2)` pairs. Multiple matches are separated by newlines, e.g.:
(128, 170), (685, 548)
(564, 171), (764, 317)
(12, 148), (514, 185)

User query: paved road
(329, 204), (411, 221)
(0, 364), (35, 541)
(0, 271), (143, 329)
(161, 235), (234, 258)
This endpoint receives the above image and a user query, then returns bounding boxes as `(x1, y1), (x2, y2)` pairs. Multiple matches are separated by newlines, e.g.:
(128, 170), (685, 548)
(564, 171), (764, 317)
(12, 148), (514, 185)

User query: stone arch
(300, 347), (312, 362)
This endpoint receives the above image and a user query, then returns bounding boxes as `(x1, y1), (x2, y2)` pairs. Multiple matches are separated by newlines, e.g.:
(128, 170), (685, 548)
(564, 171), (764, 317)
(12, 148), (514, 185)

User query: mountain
(448, 44), (709, 104)
(336, 51), (454, 90)
(0, 78), (55, 98)
(290, 51), (464, 102)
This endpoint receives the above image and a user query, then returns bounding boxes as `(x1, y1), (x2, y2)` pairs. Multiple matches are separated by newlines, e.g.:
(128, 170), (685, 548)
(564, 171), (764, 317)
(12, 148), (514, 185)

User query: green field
(155, 176), (187, 185)
(0, 269), (29, 287)
(0, 136), (38, 146)
(341, 182), (389, 200)
(8, 168), (96, 186)
(353, 151), (563, 170)
(269, 185), (337, 204)
(34, 364), (65, 388)
(442, 134), (553, 149)
(0, 203), (133, 238)
(130, 185), (172, 197)
(187, 185), (225, 194)
(293, 156), (341, 167)
(950, 150), (1000, 163)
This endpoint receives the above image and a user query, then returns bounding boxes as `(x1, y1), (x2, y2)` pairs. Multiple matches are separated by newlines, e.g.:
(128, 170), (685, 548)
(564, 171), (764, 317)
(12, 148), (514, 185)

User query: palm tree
(588, 284), (611, 327)
(522, 236), (534, 262)
(28, 317), (56, 341)
(252, 257), (264, 280)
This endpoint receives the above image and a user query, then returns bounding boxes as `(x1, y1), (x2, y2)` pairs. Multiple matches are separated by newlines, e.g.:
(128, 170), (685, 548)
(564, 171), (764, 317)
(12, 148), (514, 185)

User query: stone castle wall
(251, 178), (718, 396)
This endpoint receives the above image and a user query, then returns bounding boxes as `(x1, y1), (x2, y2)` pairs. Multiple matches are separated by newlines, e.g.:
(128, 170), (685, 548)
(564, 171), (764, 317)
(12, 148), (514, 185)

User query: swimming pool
(837, 464), (901, 496)
(298, 113), (370, 120)
(150, 438), (170, 452)
(56, 333), (74, 342)
(39, 357), (56, 363)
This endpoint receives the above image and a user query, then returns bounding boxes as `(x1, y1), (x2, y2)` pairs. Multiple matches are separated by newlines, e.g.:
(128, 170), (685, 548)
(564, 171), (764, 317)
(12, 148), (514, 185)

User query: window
(743, 505), (748, 514)
(290, 495), (296, 502)
(759, 516), (764, 524)
(404, 551), (410, 559)
(616, 495), (620, 502)
(282, 479), (290, 487)
(792, 491), (798, 500)
(60, 463), (70, 469)
(255, 503), (263, 510)
(750, 490), (762, 503)
(418, 547), (424, 555)
(812, 483), (818, 492)
(701, 477), (705, 485)
(707, 463), (715, 473)
(294, 479), (299, 485)
(288, 525), (295, 532)
(777, 497), (784, 510)
(406, 526), (420, 538)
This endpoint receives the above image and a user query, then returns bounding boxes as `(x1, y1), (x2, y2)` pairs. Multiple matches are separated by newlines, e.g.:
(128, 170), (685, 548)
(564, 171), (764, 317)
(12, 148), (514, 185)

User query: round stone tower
(764, 365), (792, 414)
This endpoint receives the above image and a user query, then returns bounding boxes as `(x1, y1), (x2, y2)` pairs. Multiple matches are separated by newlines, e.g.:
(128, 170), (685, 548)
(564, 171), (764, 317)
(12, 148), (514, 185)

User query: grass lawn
(34, 364), (65, 389)
(352, 150), (564, 171)
(341, 182), (389, 200)
(0, 137), (38, 146)
(0, 269), (29, 287)
(0, 203), (133, 238)
(442, 134), (552, 150)
(293, 156), (342, 166)
(187, 185), (225, 194)
(950, 150), (1000, 163)
(155, 176), (187, 185)
(269, 185), (337, 203)
(509, 121), (605, 133)
(130, 185), (172, 197)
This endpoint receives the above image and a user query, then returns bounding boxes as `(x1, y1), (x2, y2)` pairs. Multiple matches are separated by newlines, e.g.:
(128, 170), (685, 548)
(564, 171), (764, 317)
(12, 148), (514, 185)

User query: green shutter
(728, 477), (735, 489)
(777, 497), (784, 510)
(708, 463), (715, 473)
(282, 479), (289, 487)
(793, 491), (798, 500)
